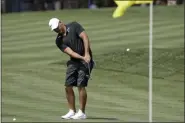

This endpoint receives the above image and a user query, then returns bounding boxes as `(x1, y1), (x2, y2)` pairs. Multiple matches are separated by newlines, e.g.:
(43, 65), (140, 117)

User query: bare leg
(78, 87), (87, 113)
(65, 86), (76, 112)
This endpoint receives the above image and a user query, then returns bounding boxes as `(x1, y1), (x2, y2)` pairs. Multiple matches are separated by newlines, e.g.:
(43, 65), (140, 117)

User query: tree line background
(1, 0), (184, 13)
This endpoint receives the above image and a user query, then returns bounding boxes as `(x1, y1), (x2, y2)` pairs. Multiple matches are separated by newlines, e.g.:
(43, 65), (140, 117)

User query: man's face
(54, 22), (63, 34)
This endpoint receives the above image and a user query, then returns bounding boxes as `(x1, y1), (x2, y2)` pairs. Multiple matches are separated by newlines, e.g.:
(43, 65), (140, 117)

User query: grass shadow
(49, 61), (66, 66)
(87, 116), (119, 121)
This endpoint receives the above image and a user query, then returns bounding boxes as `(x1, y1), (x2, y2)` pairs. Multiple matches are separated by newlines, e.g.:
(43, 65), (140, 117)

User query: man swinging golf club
(49, 18), (94, 119)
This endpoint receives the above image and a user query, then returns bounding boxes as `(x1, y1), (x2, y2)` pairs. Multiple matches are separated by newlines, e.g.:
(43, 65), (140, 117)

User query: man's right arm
(63, 47), (84, 60)
(55, 35), (84, 60)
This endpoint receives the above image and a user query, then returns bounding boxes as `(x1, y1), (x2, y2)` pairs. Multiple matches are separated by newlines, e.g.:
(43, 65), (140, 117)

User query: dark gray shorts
(65, 60), (94, 87)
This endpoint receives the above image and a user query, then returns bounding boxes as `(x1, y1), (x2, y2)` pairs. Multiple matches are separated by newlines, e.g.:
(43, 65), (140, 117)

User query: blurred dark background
(1, 0), (184, 13)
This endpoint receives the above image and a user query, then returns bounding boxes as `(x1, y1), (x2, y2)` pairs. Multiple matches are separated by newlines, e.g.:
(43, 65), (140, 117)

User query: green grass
(2, 6), (184, 122)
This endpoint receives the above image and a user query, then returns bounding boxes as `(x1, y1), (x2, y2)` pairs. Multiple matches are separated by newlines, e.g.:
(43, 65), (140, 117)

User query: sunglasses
(53, 27), (60, 33)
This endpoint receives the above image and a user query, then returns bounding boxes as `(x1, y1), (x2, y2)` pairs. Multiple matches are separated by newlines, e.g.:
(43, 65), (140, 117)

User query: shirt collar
(63, 24), (70, 36)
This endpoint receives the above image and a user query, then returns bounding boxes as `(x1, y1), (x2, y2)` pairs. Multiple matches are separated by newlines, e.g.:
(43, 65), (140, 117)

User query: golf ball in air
(13, 118), (16, 121)
(126, 48), (130, 51)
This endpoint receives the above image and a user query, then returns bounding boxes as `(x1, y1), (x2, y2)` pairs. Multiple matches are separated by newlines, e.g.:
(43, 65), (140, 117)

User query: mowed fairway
(2, 6), (184, 122)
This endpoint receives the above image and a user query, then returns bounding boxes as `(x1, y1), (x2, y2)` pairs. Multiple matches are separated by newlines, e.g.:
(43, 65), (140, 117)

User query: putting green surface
(2, 6), (184, 122)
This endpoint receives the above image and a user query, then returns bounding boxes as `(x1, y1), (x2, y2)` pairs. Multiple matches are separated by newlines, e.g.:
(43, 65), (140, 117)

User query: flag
(135, 1), (153, 4)
(113, 0), (153, 18)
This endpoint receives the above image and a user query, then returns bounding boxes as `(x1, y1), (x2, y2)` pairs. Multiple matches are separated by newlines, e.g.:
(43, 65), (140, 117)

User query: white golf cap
(49, 18), (60, 31)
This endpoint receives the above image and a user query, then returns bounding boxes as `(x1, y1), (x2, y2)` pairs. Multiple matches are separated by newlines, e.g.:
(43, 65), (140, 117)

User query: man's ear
(58, 23), (63, 30)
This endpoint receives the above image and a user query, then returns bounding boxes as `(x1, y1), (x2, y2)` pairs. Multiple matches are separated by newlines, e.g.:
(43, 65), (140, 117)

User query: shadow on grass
(49, 61), (66, 66)
(87, 116), (119, 121)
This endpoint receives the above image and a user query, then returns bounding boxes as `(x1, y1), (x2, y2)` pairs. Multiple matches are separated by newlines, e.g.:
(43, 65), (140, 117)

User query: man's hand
(83, 54), (91, 63)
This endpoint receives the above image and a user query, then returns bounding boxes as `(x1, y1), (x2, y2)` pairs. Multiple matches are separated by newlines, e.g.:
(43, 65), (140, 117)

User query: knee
(78, 87), (86, 92)
(65, 86), (73, 93)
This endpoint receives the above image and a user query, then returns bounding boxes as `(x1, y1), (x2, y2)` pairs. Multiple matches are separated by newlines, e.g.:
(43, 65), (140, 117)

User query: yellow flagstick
(113, 0), (153, 18)
(113, 1), (135, 18)
(135, 1), (153, 4)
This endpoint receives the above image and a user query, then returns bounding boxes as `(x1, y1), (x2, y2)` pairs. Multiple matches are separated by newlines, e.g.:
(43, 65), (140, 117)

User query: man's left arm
(75, 22), (91, 62)
(75, 22), (90, 55)
(80, 32), (90, 55)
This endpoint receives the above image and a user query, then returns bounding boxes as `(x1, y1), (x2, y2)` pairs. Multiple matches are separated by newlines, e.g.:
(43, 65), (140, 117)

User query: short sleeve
(55, 34), (68, 52)
(74, 22), (85, 36)
(60, 44), (67, 52)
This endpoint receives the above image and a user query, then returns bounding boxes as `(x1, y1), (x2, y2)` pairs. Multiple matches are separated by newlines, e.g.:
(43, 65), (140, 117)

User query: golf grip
(88, 63), (91, 77)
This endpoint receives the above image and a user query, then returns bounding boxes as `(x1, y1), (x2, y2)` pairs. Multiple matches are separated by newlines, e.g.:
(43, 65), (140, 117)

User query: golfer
(49, 18), (94, 119)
